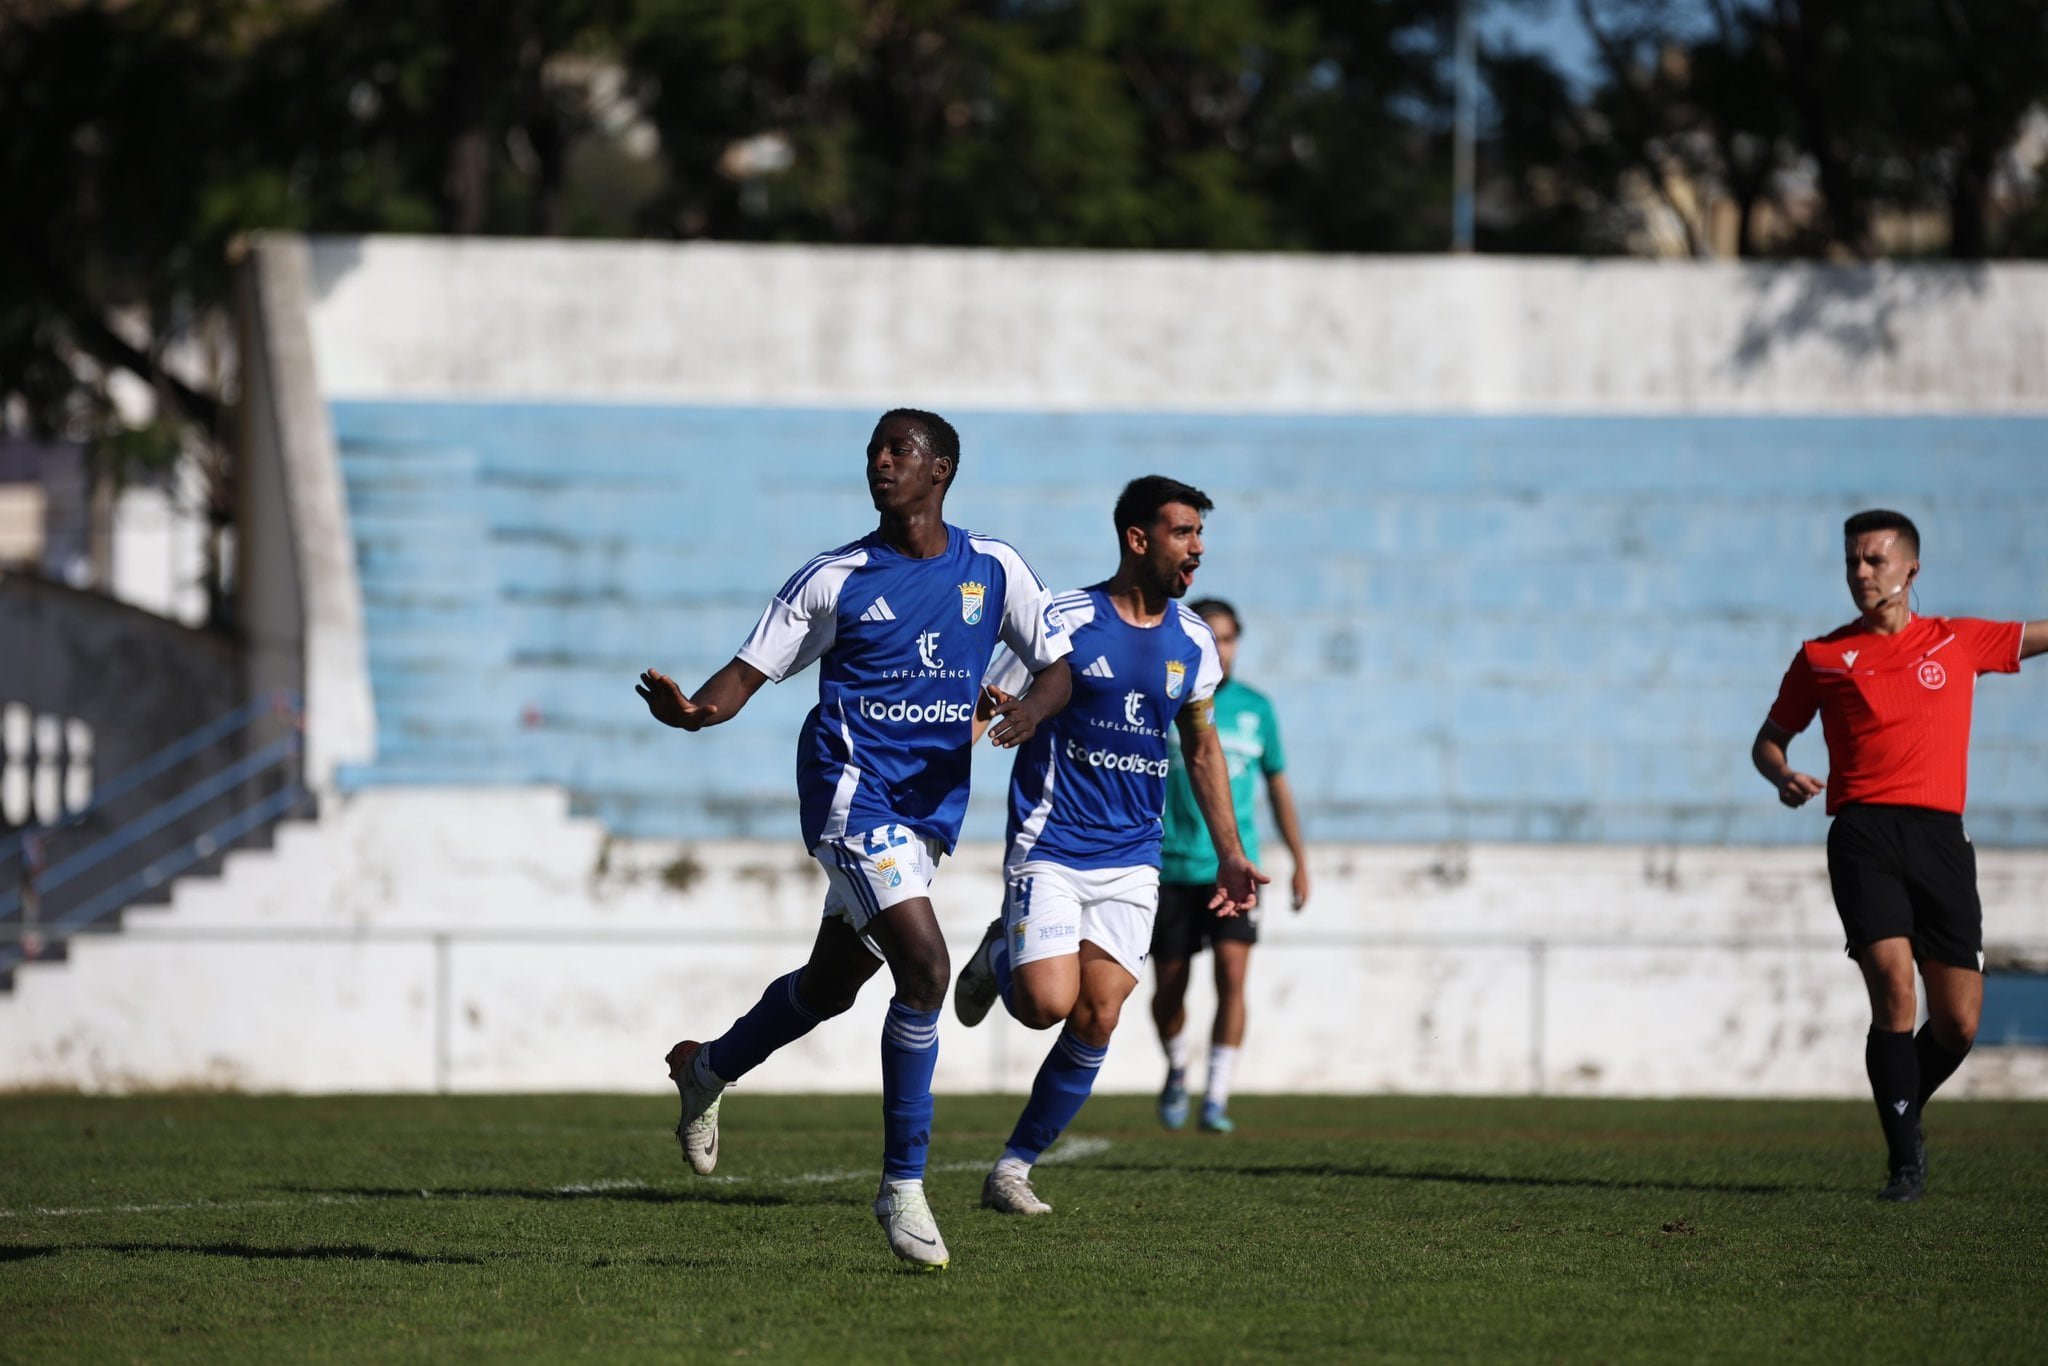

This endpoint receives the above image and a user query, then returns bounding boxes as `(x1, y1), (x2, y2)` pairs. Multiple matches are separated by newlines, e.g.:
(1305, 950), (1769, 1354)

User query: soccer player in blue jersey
(635, 409), (1073, 1269)
(951, 474), (1267, 1216)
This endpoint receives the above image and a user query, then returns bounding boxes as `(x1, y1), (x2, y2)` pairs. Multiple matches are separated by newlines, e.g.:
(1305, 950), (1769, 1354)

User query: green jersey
(1159, 676), (1286, 884)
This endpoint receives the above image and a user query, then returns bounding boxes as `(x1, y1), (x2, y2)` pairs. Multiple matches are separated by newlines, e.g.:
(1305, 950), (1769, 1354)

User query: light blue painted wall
(330, 403), (2048, 847)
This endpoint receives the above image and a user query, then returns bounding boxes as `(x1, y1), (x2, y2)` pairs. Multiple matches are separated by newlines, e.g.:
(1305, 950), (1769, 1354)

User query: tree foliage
(2, 0), (2043, 618)
(1484, 0), (2048, 258)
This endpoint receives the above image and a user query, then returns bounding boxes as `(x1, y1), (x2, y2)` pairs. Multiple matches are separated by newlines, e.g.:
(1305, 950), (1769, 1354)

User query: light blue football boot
(1157, 1069), (1190, 1130)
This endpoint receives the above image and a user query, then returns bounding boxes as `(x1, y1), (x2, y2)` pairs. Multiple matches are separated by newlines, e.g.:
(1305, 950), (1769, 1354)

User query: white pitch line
(0, 1194), (371, 1220)
(0, 1137), (1114, 1219)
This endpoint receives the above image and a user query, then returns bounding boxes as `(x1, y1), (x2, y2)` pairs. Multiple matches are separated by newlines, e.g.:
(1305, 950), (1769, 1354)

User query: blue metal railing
(0, 692), (308, 980)
(30, 784), (309, 952)
(0, 695), (294, 862)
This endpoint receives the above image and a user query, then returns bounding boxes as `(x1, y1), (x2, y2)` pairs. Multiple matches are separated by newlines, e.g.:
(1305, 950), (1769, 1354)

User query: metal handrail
(0, 733), (301, 917)
(0, 783), (309, 974)
(0, 691), (302, 866)
(1, 691), (309, 981)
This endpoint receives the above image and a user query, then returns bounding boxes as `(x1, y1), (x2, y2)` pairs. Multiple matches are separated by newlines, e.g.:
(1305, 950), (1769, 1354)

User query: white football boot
(873, 1180), (950, 1270)
(980, 1166), (1052, 1216)
(953, 918), (1004, 1027)
(665, 1040), (724, 1175)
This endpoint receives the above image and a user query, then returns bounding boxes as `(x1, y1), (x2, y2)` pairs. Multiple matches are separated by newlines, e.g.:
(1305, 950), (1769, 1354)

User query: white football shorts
(813, 823), (943, 958)
(1003, 860), (1160, 981)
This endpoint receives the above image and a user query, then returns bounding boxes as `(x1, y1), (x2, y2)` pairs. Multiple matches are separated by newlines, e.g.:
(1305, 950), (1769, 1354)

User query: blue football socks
(705, 970), (822, 1083)
(880, 999), (941, 1181)
(1003, 1027), (1109, 1164)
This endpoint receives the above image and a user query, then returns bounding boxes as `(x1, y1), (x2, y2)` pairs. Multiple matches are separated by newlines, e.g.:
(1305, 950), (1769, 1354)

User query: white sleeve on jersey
(987, 586), (1093, 696)
(1183, 606), (1225, 703)
(735, 554), (862, 682)
(983, 643), (1032, 697)
(976, 537), (1073, 673)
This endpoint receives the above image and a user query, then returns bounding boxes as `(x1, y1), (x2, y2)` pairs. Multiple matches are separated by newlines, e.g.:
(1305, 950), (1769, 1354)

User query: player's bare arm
(1751, 719), (1824, 808)
(986, 659), (1073, 750)
(1176, 699), (1269, 913)
(970, 685), (1010, 748)
(637, 659), (770, 732)
(2023, 618), (2048, 660)
(1267, 770), (1311, 912)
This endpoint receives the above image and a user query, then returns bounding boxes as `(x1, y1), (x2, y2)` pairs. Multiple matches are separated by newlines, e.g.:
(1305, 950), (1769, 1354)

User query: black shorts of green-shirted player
(1148, 599), (1311, 1134)
(1752, 508), (2047, 1202)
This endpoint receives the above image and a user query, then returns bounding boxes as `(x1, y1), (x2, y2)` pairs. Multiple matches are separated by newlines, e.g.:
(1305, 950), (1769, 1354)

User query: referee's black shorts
(1149, 880), (1261, 961)
(1826, 802), (1983, 972)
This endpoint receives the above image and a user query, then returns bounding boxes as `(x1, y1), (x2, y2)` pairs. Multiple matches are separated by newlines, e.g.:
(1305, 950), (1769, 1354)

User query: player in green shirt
(1148, 599), (1310, 1132)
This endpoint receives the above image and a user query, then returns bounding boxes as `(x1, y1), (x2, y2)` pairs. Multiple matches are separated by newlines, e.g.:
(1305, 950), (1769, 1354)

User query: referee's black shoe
(1877, 1126), (1927, 1203)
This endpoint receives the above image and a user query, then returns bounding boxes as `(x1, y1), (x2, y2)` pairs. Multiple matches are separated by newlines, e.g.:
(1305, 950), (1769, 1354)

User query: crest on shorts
(874, 856), (902, 888)
(1164, 659), (1186, 699)
(959, 580), (986, 625)
(1917, 660), (1947, 691)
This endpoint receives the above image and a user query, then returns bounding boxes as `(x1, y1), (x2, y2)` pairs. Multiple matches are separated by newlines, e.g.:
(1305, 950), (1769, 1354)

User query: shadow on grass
(1, 1241), (483, 1264)
(1093, 1161), (1817, 1196)
(4, 1242), (830, 1273)
(277, 1184), (796, 1208)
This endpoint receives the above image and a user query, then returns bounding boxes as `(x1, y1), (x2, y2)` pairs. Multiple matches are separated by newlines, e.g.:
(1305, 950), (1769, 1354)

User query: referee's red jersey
(1769, 615), (2024, 815)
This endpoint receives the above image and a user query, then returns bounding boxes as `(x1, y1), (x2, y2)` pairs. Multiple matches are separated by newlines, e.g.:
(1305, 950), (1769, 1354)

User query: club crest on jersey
(874, 856), (902, 888)
(959, 580), (987, 625)
(1917, 660), (1947, 690)
(1164, 659), (1186, 699)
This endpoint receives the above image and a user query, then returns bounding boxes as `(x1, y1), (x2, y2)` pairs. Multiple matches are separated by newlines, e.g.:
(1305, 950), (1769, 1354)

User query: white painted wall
(305, 237), (2048, 412)
(109, 471), (209, 627)
(238, 236), (376, 791)
(6, 788), (2043, 1097)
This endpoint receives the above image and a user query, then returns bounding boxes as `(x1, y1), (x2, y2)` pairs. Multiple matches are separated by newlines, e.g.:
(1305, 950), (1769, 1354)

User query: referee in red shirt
(1753, 509), (2046, 1202)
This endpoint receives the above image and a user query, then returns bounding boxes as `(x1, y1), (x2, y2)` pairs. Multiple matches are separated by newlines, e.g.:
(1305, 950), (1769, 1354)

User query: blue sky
(1484, 1), (1724, 93)
(1483, 1), (1598, 87)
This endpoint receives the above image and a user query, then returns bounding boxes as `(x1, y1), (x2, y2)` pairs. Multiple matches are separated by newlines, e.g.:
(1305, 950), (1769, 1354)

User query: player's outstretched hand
(637, 667), (719, 732)
(1291, 864), (1310, 912)
(986, 689), (1049, 749)
(1777, 771), (1824, 809)
(1207, 852), (1271, 918)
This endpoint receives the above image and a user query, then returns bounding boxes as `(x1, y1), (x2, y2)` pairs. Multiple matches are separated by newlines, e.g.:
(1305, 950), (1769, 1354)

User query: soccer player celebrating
(636, 410), (1072, 1269)
(1148, 599), (1310, 1134)
(1752, 509), (2045, 1202)
(952, 475), (1268, 1217)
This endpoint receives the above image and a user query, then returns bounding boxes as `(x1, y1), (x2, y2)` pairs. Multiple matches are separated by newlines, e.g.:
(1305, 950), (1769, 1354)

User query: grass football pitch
(3, 1092), (2045, 1362)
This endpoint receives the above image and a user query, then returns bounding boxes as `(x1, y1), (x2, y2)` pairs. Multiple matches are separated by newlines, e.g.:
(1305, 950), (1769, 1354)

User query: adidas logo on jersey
(1081, 656), (1115, 679)
(860, 597), (898, 623)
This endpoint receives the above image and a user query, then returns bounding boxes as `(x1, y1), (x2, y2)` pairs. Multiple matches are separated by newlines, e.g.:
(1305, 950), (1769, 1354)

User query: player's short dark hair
(1843, 508), (1919, 555)
(1114, 475), (1213, 538)
(877, 408), (961, 486)
(1188, 598), (1239, 633)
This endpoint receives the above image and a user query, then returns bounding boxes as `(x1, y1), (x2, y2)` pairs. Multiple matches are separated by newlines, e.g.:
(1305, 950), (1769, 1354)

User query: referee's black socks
(1914, 1024), (1971, 1111)
(1864, 1029), (1921, 1169)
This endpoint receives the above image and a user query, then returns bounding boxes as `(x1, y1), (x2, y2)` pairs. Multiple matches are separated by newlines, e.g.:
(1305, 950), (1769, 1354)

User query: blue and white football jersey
(737, 525), (1070, 853)
(985, 586), (1223, 871)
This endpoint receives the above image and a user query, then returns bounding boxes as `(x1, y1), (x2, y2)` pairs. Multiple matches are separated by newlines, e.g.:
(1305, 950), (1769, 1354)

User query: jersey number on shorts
(864, 825), (912, 856)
